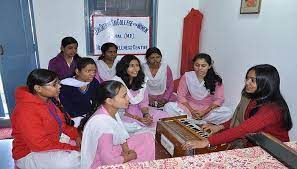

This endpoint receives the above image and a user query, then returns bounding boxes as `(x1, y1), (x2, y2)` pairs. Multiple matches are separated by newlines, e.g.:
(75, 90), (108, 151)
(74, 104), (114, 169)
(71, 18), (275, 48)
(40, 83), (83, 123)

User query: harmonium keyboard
(156, 115), (228, 159)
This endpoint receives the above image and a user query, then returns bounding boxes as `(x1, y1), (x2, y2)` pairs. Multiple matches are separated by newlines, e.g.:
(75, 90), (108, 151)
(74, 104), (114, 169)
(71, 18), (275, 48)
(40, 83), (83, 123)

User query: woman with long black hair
(113, 55), (169, 128)
(164, 53), (233, 125)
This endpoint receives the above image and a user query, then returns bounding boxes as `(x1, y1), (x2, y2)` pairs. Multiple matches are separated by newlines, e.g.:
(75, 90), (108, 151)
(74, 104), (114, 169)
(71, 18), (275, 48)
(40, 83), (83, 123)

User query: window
(85, 0), (157, 55)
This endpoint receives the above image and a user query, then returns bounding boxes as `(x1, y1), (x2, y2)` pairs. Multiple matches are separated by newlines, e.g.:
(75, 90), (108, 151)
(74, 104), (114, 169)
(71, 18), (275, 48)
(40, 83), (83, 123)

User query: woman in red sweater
(182, 64), (293, 150)
(12, 69), (81, 169)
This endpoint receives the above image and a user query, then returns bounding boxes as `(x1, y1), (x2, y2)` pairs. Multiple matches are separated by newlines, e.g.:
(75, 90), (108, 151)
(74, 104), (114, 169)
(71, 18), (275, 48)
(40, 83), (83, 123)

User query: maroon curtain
(180, 8), (203, 75)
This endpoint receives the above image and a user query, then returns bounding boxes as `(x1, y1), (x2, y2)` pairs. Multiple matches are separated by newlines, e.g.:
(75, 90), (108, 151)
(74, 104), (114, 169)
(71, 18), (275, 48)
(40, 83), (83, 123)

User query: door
(0, 0), (39, 118)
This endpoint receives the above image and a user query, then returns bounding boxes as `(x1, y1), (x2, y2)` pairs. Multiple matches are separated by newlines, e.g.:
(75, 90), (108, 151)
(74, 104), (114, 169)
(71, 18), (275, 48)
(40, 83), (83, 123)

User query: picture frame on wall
(240, 0), (262, 14)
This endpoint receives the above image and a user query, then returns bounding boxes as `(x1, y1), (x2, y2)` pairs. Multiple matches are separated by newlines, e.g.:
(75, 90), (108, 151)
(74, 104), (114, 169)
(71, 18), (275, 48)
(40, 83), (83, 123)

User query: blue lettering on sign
(117, 45), (148, 51)
(124, 33), (135, 39)
(111, 19), (133, 26)
(94, 18), (149, 35)
(136, 23), (148, 33)
(94, 21), (113, 35)
(115, 34), (122, 38)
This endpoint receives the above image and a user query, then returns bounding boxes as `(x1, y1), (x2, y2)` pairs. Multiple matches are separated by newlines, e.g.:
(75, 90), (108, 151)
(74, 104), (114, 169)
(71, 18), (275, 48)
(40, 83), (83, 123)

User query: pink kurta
(148, 66), (177, 102)
(122, 89), (170, 128)
(90, 107), (155, 168)
(177, 74), (224, 116)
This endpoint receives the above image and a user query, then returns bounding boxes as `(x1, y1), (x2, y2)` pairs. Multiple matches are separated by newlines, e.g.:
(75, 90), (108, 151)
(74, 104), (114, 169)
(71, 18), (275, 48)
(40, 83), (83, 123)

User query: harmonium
(156, 115), (228, 159)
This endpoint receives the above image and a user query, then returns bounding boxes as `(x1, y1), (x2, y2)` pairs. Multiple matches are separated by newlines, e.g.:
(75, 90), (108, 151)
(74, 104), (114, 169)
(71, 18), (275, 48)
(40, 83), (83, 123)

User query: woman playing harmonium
(182, 64), (293, 150)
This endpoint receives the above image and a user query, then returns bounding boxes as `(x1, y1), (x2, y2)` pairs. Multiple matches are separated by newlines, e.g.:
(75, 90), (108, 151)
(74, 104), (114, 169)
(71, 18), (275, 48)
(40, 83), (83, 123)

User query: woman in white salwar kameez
(164, 53), (233, 125)
(80, 80), (155, 169)
(95, 42), (118, 83)
(142, 47), (176, 108)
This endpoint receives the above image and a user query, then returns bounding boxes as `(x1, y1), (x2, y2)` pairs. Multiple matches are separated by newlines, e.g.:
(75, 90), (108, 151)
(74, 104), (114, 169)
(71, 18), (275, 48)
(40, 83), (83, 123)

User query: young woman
(142, 47), (176, 108)
(95, 42), (118, 82)
(182, 64), (293, 150)
(59, 57), (99, 127)
(12, 69), (80, 169)
(80, 80), (155, 169)
(113, 55), (170, 128)
(164, 53), (232, 125)
(48, 36), (81, 80)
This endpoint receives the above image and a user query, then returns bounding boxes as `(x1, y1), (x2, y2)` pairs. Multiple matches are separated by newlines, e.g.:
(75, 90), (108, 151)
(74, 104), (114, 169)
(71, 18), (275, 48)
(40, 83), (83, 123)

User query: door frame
(0, 0), (39, 127)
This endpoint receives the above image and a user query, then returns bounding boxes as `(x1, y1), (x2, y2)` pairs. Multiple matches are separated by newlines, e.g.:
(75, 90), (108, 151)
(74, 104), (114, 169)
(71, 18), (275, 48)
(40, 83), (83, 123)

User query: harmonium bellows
(156, 115), (228, 158)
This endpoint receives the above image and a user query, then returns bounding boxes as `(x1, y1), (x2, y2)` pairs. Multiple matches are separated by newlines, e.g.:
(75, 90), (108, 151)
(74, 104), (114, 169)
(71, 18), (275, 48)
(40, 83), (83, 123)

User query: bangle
(143, 112), (149, 117)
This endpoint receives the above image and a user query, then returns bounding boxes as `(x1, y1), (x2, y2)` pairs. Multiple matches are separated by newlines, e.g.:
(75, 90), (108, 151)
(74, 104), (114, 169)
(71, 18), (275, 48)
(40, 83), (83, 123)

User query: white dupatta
(96, 59), (118, 81)
(142, 62), (167, 95)
(112, 76), (147, 105)
(80, 106), (129, 169)
(185, 71), (209, 100)
(60, 77), (90, 87)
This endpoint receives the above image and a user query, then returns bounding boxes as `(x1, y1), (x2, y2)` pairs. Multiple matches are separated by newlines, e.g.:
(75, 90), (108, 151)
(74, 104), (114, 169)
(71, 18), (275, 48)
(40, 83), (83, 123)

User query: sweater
(59, 79), (100, 117)
(11, 87), (79, 160)
(48, 52), (80, 80)
(209, 100), (289, 146)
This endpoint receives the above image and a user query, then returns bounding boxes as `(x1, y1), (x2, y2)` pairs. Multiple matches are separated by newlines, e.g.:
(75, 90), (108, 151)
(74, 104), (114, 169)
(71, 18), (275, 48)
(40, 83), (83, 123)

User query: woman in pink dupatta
(113, 55), (170, 129)
(80, 81), (154, 169)
(142, 47), (176, 108)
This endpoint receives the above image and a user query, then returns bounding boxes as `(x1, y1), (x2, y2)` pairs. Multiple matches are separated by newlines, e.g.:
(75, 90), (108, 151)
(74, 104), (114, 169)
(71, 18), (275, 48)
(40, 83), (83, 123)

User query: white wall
(156, 0), (199, 79)
(199, 0), (297, 140)
(32, 0), (86, 68)
(32, 0), (198, 76)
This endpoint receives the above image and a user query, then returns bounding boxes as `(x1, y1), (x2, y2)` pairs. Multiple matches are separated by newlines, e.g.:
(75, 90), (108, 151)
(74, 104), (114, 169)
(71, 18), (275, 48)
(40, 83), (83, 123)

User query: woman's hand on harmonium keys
(201, 124), (224, 135)
(182, 139), (210, 151)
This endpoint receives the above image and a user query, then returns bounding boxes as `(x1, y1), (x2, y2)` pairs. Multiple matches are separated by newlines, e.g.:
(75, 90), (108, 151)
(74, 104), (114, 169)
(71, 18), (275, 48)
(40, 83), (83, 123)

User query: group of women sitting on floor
(11, 36), (293, 169)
